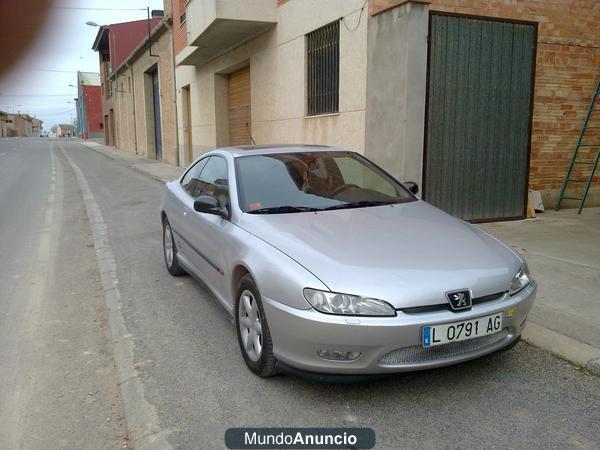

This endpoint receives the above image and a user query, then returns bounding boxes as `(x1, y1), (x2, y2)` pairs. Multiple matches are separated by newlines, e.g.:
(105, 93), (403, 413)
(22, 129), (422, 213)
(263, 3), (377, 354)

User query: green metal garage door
(424, 13), (536, 221)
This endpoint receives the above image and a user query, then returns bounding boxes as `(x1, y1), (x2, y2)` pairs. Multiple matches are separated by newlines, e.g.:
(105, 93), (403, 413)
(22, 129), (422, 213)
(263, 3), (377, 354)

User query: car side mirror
(403, 181), (419, 195)
(193, 195), (228, 219)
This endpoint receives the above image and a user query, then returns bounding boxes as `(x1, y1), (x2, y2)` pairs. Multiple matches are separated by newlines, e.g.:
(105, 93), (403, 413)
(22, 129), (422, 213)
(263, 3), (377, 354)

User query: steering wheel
(331, 183), (360, 196)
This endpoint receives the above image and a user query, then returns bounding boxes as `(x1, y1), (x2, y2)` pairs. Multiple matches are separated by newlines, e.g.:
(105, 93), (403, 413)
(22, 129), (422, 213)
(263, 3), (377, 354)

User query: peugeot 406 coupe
(160, 145), (536, 377)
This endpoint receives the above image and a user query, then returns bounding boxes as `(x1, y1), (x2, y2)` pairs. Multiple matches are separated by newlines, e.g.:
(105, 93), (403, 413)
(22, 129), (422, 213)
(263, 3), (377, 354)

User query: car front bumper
(262, 281), (536, 375)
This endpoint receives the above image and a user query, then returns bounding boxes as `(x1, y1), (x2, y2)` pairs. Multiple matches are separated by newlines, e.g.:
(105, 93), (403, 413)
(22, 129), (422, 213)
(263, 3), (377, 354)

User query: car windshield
(235, 151), (415, 213)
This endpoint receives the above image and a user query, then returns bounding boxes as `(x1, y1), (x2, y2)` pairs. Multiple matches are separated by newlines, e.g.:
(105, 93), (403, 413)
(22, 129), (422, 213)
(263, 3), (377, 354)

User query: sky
(0, 0), (164, 130)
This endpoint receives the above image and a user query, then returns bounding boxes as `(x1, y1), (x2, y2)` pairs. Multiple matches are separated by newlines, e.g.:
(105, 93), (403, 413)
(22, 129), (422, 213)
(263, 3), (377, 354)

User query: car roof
(216, 144), (351, 157)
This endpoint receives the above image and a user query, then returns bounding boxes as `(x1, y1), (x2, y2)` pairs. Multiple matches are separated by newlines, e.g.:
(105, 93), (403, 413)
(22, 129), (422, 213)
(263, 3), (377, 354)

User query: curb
(78, 140), (177, 184)
(522, 321), (600, 376)
(59, 144), (172, 449)
(129, 164), (172, 184)
(78, 141), (121, 162)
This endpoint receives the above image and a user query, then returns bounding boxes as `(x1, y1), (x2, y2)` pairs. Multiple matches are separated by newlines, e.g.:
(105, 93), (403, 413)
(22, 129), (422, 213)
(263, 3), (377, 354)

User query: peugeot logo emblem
(446, 289), (472, 311)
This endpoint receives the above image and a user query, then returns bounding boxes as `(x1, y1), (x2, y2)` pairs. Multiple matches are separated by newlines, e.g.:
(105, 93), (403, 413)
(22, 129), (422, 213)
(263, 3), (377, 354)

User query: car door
(170, 157), (208, 268)
(184, 156), (231, 298)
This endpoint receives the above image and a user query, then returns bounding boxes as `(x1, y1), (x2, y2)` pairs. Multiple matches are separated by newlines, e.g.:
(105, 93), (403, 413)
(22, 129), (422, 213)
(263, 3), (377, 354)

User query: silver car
(160, 145), (536, 378)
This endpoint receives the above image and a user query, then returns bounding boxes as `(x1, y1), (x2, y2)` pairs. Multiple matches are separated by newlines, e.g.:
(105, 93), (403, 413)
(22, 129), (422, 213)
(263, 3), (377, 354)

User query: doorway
(150, 69), (163, 160)
(228, 66), (251, 146)
(424, 13), (536, 221)
(103, 114), (109, 145)
(108, 109), (116, 147)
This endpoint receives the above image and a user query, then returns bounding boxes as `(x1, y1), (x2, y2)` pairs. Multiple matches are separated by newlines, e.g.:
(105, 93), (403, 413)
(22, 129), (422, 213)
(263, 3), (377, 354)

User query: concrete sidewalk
(78, 140), (182, 183)
(480, 208), (600, 374)
(77, 139), (600, 374)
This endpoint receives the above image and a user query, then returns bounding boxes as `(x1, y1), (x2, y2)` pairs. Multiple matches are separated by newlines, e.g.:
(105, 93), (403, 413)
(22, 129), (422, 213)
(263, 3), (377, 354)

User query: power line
(38, 109), (77, 116)
(3, 108), (75, 117)
(0, 94), (76, 97)
(22, 68), (78, 73)
(342, 0), (368, 32)
(53, 6), (146, 10)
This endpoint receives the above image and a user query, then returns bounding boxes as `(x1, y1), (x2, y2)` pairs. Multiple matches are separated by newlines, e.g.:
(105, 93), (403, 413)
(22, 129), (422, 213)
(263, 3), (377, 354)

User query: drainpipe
(166, 3), (180, 167)
(127, 62), (139, 155)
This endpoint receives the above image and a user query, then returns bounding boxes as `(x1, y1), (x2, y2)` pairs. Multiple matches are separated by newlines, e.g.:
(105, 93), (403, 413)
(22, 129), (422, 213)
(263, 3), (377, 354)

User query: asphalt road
(1, 138), (599, 449)
(0, 139), (125, 449)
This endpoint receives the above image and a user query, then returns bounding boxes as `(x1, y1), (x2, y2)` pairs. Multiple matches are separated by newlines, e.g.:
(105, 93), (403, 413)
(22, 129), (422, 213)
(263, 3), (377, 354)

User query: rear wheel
(162, 217), (186, 276)
(235, 274), (278, 377)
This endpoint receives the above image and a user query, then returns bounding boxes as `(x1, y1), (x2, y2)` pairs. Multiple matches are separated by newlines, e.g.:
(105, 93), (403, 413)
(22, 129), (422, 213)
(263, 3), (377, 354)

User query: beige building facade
(0, 113), (42, 137)
(108, 21), (178, 165)
(56, 124), (75, 137)
(173, 0), (368, 167)
(172, 0), (600, 220)
(31, 118), (42, 136)
(0, 112), (14, 137)
(0, 113), (7, 137)
(92, 6), (178, 165)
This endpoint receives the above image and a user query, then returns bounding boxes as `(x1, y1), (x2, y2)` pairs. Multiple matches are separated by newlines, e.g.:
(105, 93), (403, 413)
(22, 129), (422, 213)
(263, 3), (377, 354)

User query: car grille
(379, 328), (510, 365)
(399, 291), (506, 315)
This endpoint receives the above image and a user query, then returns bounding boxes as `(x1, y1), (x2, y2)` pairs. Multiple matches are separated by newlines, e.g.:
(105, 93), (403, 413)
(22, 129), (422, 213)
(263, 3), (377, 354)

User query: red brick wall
(370, 0), (600, 194)
(82, 85), (103, 134)
(173, 0), (188, 54)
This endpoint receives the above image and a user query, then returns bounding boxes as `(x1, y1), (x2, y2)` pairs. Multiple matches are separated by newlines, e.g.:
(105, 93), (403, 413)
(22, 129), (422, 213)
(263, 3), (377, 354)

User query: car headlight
(303, 288), (396, 317)
(509, 263), (532, 296)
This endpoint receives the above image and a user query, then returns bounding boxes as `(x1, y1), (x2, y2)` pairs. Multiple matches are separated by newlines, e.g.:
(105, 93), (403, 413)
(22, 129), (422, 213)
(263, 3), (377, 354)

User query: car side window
(180, 158), (209, 197)
(194, 156), (229, 208)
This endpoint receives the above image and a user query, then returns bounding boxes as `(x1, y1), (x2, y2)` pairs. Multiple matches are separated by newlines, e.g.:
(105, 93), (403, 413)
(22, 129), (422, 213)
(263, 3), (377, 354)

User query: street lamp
(86, 21), (117, 75)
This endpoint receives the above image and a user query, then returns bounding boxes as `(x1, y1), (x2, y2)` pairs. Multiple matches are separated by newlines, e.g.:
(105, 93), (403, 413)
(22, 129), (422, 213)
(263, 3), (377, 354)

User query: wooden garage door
(424, 14), (536, 221)
(228, 66), (251, 146)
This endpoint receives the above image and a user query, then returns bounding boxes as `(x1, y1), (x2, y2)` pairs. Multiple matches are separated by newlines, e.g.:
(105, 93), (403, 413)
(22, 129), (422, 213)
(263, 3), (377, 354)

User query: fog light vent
(317, 349), (361, 361)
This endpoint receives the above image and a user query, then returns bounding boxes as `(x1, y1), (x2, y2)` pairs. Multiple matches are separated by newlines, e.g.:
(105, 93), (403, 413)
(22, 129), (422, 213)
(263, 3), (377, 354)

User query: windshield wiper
(322, 200), (396, 211)
(247, 205), (322, 214)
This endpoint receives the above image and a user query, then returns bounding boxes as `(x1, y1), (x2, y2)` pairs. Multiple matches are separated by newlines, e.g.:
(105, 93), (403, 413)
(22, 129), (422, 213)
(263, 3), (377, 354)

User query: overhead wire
(53, 6), (146, 11)
(341, 0), (368, 32)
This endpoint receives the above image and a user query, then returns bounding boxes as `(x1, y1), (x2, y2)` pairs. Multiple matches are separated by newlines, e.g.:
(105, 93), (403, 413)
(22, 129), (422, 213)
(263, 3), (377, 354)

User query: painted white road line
(4, 144), (63, 448)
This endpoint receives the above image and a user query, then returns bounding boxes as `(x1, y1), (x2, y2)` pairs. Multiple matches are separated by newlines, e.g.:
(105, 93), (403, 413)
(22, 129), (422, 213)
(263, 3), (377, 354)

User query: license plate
(422, 313), (503, 348)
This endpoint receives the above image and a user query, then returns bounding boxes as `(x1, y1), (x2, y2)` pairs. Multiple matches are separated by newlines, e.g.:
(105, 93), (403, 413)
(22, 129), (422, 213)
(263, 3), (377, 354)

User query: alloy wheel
(238, 289), (263, 362)
(164, 223), (174, 267)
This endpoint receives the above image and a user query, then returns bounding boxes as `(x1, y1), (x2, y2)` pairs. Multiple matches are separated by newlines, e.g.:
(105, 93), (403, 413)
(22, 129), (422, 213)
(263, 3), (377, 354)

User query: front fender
(227, 225), (328, 310)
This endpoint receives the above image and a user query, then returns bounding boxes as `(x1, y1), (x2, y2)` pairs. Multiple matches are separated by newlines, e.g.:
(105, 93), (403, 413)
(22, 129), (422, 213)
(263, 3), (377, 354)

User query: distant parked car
(160, 145), (536, 378)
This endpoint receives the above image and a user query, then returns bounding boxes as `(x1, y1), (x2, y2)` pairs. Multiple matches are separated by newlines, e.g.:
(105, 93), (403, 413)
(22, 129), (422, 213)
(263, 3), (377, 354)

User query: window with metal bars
(306, 21), (339, 116)
(178, 0), (187, 25)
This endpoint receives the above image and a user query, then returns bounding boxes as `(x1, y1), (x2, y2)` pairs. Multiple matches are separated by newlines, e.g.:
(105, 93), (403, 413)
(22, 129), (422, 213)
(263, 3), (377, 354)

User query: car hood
(238, 201), (522, 309)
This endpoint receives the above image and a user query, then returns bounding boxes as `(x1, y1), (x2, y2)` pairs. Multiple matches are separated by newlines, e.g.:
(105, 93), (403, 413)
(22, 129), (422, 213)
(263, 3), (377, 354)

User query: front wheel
(235, 275), (278, 377)
(162, 217), (186, 276)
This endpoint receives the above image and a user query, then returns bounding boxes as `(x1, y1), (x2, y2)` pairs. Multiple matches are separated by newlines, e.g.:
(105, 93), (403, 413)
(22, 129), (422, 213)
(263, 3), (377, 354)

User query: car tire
(235, 274), (278, 377)
(499, 335), (521, 353)
(162, 217), (186, 276)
